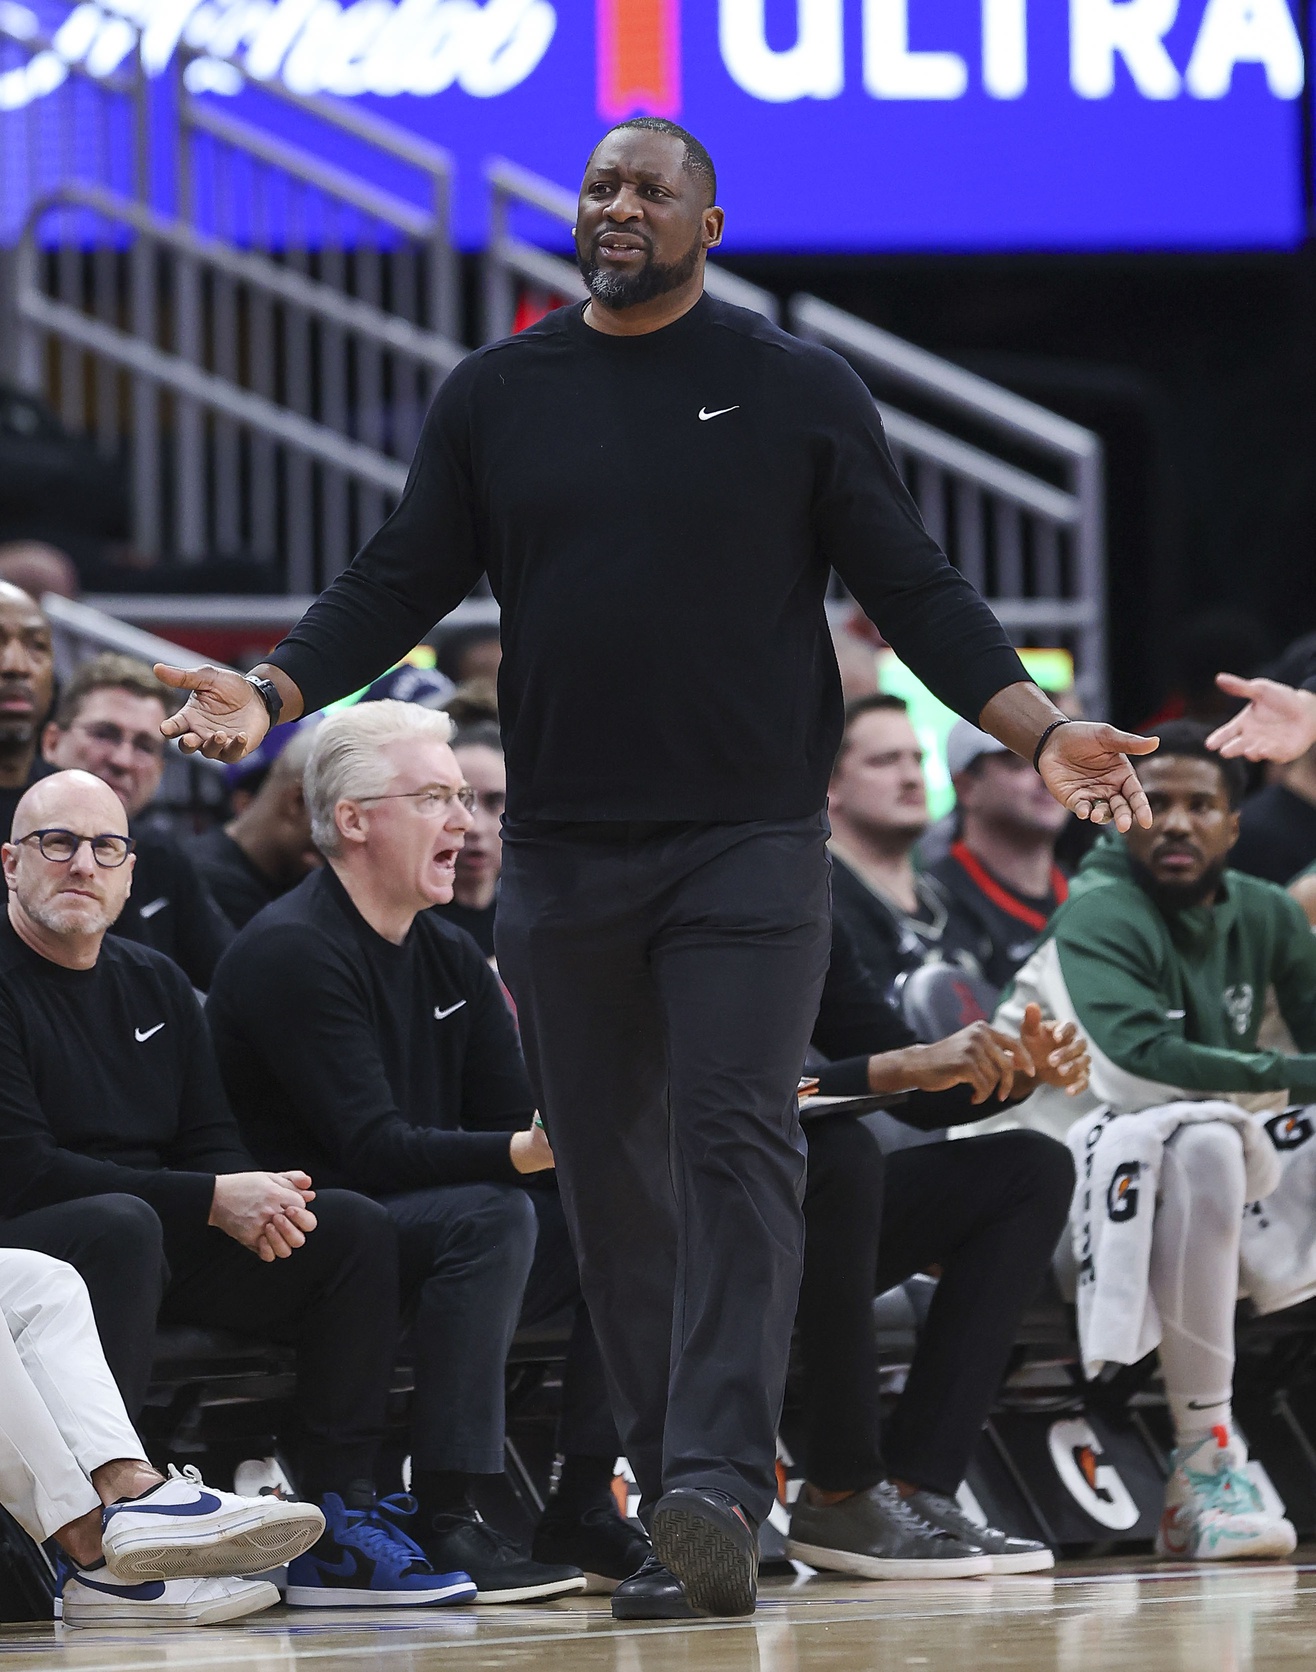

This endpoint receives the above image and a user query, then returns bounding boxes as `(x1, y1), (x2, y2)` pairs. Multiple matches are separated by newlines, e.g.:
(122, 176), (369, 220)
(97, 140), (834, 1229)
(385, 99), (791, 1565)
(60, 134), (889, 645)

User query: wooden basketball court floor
(5, 1554), (1316, 1671)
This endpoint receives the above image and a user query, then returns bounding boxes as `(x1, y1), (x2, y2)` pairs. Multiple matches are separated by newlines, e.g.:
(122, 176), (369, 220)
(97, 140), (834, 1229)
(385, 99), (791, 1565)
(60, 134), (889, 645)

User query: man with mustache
(988, 721), (1316, 1562)
(154, 119), (1155, 1618)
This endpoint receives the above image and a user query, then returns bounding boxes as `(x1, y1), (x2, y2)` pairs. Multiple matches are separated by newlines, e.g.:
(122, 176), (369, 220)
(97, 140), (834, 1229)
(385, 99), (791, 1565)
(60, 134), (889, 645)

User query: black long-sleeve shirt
(812, 915), (1010, 1130)
(268, 296), (1027, 823)
(206, 867), (531, 1193)
(0, 917), (252, 1237)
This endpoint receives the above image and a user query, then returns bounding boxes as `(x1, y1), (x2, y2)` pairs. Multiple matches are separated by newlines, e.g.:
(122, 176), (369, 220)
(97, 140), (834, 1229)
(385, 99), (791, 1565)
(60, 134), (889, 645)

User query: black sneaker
(652, 1487), (758, 1618)
(420, 1510), (587, 1604)
(611, 1556), (698, 1621)
(532, 1499), (652, 1593)
(785, 1481), (991, 1580)
(902, 1489), (1054, 1574)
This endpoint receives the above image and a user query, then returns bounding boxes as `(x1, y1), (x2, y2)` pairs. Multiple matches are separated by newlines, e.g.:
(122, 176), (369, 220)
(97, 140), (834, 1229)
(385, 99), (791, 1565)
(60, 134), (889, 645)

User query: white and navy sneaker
(101, 1464), (325, 1583)
(61, 1558), (279, 1627)
(1155, 1428), (1297, 1562)
(284, 1493), (476, 1608)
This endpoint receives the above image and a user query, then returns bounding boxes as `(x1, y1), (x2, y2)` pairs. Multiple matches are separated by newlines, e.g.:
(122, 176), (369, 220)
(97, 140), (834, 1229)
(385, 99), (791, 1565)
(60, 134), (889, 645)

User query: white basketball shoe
(1155, 1428), (1297, 1562)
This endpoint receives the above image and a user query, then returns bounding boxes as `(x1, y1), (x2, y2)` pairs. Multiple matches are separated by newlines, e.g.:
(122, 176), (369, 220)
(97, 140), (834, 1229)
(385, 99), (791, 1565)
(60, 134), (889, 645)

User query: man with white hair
(209, 702), (627, 1602)
(0, 769), (475, 1609)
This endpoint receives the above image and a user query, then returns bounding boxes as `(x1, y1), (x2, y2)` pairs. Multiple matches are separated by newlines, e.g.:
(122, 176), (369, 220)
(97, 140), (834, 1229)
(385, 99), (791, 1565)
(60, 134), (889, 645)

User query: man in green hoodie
(993, 721), (1316, 1563)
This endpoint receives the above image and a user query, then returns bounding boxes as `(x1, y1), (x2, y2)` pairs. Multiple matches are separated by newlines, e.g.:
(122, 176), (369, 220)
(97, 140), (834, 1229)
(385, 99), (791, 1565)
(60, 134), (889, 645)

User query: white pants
(0, 1249), (144, 1542)
(1152, 1122), (1246, 1437)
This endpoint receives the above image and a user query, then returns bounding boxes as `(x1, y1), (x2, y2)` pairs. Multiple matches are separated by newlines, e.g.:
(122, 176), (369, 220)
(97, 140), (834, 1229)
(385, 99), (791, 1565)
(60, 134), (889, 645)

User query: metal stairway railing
(15, 180), (464, 587)
(1, 19), (462, 583)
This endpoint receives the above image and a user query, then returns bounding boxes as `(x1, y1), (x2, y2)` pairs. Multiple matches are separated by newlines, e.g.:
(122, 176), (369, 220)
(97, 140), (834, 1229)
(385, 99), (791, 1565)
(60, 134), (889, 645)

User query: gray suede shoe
(903, 1489), (1054, 1574)
(785, 1481), (992, 1580)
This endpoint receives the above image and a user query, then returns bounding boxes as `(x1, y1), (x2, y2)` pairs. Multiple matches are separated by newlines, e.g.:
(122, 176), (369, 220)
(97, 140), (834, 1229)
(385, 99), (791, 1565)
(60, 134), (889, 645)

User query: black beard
(577, 230), (702, 311)
(1129, 853), (1227, 915)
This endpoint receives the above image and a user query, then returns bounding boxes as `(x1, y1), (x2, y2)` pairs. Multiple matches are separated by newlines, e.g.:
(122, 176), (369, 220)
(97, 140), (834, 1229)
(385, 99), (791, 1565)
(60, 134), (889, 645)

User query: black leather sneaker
(611, 1555), (698, 1620)
(420, 1510), (586, 1603)
(532, 1500), (652, 1593)
(652, 1488), (758, 1618)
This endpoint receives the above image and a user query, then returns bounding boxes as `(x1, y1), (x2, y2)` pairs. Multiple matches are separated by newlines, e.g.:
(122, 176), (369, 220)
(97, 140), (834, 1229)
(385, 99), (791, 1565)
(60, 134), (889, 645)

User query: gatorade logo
(1106, 1162), (1140, 1222)
(1264, 1110), (1315, 1151)
(1048, 1419), (1139, 1531)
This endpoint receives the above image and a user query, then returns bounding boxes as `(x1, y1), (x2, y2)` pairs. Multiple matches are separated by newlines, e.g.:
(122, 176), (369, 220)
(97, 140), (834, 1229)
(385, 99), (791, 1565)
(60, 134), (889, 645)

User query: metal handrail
(33, 182), (465, 374)
(184, 102), (436, 242)
(791, 294), (1098, 461)
(482, 155), (781, 341)
(880, 409), (1080, 523)
(18, 284), (410, 495)
(40, 592), (218, 672)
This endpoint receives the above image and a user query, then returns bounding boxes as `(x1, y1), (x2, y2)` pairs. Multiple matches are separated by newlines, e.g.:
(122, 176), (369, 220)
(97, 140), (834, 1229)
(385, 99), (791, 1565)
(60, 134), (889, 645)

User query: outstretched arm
(979, 681), (1158, 833)
(1206, 674), (1316, 764)
(156, 663), (304, 764)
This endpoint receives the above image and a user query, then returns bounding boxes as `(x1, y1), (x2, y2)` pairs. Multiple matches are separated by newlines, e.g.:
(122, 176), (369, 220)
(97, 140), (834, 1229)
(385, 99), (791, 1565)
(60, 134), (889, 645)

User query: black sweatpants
(0, 1194), (166, 1418)
(496, 816), (832, 1526)
(382, 1178), (616, 1476)
(159, 1189), (400, 1500)
(797, 1119), (1073, 1497)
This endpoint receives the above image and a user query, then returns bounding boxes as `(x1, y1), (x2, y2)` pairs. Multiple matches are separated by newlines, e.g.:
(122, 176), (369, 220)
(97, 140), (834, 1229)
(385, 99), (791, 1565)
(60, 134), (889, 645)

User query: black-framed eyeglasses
(357, 785), (477, 816)
(15, 828), (136, 867)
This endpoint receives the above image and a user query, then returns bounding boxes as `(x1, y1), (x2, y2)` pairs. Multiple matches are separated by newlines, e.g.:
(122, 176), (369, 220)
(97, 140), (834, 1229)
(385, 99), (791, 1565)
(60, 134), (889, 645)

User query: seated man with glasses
(208, 702), (635, 1603)
(0, 768), (478, 1610)
(40, 655), (232, 988)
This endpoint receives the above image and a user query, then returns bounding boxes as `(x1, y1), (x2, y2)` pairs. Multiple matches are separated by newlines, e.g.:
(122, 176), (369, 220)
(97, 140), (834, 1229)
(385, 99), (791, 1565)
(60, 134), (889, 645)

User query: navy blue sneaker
(284, 1493), (476, 1608)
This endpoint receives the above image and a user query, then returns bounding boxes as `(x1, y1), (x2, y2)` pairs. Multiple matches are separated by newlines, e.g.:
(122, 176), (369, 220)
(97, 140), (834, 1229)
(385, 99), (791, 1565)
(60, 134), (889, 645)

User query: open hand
(1037, 721), (1158, 832)
(155, 663), (269, 763)
(1017, 1003), (1090, 1098)
(1206, 674), (1316, 764)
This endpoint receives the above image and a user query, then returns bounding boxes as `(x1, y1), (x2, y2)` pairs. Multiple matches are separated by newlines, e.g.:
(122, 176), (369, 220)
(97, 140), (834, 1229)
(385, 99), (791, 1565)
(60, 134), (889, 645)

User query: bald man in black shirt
(157, 120), (1154, 1618)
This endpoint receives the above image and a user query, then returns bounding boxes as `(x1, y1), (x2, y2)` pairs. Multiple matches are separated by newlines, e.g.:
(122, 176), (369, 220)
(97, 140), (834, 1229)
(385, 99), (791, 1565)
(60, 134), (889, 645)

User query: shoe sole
(988, 1549), (1055, 1575)
(785, 1539), (992, 1580)
(611, 1593), (699, 1621)
(473, 1575), (588, 1604)
(1155, 1536), (1298, 1562)
(104, 1504), (325, 1583)
(284, 1581), (477, 1607)
(652, 1498), (757, 1617)
(63, 1581), (280, 1627)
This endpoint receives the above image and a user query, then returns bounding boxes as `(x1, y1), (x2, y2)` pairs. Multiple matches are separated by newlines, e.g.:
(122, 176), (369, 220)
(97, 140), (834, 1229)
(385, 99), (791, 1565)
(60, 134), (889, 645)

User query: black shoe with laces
(419, 1509), (587, 1604)
(611, 1555), (698, 1620)
(532, 1499), (652, 1593)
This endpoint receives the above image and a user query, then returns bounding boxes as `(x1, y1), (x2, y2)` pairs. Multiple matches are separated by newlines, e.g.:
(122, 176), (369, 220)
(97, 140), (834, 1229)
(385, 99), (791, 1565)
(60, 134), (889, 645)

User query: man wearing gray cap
(928, 720), (1071, 992)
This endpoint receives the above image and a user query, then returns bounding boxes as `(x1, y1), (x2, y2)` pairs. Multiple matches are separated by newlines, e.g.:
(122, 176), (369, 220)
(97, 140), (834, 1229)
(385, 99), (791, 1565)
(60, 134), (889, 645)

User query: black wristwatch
(243, 673), (283, 729)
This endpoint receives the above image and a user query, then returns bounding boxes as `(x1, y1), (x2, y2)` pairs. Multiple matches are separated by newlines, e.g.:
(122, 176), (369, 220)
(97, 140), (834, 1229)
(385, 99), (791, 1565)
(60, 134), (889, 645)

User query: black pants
(797, 1120), (1073, 1497)
(382, 1178), (616, 1476)
(159, 1189), (400, 1500)
(497, 817), (832, 1525)
(0, 1195), (166, 1418)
